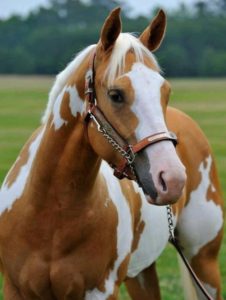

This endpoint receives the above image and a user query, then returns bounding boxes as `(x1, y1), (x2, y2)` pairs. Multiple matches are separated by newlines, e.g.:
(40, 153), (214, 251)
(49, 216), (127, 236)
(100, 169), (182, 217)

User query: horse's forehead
(97, 48), (159, 85)
(123, 51), (159, 73)
(125, 63), (165, 100)
(128, 62), (163, 82)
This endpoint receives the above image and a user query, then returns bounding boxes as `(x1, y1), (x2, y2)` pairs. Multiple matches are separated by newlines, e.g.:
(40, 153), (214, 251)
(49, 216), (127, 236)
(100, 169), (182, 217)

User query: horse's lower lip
(145, 194), (158, 205)
(145, 194), (169, 206)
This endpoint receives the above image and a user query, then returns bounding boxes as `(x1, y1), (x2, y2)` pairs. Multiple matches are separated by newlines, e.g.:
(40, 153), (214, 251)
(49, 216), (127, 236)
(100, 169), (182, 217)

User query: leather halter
(84, 49), (177, 180)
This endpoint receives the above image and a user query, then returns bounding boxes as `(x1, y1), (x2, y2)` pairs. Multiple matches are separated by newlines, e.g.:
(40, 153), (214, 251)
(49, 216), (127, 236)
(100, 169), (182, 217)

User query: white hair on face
(41, 34), (159, 124)
(105, 33), (160, 85)
(41, 44), (96, 124)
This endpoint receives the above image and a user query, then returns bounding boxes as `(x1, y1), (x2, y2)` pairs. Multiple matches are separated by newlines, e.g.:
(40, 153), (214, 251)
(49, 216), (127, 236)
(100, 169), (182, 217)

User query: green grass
(0, 76), (225, 299)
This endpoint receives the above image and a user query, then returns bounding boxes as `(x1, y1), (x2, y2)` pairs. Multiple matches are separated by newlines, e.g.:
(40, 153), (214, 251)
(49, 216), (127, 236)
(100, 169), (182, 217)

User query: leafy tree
(0, 0), (225, 77)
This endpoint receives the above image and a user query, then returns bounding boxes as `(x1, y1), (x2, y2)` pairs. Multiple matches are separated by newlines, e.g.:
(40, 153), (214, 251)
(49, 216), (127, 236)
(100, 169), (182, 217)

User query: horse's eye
(108, 89), (124, 104)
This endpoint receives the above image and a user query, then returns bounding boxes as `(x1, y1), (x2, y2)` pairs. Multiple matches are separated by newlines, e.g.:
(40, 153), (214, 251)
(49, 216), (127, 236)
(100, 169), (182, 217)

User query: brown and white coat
(0, 8), (224, 300)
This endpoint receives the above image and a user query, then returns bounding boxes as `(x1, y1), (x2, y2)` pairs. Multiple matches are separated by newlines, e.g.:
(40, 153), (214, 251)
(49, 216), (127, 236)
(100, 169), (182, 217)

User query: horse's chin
(145, 195), (161, 205)
(144, 194), (178, 206)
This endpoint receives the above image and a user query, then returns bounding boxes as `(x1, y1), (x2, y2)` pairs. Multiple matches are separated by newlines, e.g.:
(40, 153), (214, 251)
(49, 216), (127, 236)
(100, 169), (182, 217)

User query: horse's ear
(140, 10), (166, 52)
(99, 7), (121, 52)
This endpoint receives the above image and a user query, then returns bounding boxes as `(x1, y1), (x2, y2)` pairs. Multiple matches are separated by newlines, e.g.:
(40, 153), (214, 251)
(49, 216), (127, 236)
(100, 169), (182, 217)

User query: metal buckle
(89, 113), (102, 132)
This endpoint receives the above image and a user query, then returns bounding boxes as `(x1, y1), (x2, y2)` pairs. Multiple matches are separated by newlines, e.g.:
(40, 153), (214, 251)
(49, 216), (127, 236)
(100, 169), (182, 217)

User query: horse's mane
(41, 33), (160, 124)
(41, 44), (96, 124)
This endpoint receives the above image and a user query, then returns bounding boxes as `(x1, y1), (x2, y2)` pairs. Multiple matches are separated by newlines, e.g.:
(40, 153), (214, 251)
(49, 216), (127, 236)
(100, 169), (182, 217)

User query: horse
(0, 7), (224, 300)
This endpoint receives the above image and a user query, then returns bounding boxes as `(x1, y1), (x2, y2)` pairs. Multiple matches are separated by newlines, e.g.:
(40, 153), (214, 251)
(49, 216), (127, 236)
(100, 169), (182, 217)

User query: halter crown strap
(85, 50), (96, 107)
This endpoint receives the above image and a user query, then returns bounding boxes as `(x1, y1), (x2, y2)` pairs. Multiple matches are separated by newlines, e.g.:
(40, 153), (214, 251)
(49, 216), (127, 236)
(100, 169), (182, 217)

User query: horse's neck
(28, 70), (100, 208)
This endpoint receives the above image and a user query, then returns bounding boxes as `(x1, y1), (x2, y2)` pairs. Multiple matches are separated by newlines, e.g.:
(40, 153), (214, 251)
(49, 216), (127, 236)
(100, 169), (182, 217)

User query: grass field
(0, 76), (225, 299)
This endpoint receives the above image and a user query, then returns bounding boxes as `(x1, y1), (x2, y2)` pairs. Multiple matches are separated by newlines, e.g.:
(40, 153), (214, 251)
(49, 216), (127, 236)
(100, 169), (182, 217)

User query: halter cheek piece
(84, 50), (178, 180)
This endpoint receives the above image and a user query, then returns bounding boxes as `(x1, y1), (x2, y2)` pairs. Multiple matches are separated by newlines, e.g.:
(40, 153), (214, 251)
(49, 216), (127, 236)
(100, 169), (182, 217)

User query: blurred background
(0, 1), (225, 299)
(0, 0), (226, 77)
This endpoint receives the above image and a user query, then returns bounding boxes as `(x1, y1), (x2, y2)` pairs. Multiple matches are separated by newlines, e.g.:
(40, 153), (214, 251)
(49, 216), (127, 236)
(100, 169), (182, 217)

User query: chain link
(166, 204), (175, 241)
(89, 113), (138, 180)
(90, 113), (136, 164)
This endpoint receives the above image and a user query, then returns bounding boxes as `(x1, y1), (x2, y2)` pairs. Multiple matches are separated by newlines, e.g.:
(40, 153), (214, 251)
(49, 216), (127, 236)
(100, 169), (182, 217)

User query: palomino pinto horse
(0, 8), (224, 300)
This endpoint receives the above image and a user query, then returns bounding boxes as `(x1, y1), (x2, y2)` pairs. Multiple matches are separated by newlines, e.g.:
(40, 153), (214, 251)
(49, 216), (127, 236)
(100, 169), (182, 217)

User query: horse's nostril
(159, 171), (167, 192)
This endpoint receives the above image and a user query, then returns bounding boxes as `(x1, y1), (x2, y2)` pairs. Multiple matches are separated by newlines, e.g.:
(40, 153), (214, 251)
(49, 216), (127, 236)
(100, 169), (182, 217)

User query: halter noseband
(84, 50), (178, 180)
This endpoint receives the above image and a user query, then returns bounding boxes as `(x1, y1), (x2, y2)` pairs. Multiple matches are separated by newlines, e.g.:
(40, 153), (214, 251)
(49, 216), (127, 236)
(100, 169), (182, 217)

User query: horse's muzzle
(133, 145), (187, 205)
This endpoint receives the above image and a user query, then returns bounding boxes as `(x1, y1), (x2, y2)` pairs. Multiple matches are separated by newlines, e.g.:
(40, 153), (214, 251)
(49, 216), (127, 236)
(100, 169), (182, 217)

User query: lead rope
(166, 205), (214, 300)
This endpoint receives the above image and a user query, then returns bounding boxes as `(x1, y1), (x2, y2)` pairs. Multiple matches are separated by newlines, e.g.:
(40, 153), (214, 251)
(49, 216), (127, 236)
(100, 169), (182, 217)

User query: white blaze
(127, 63), (166, 139)
(125, 62), (186, 204)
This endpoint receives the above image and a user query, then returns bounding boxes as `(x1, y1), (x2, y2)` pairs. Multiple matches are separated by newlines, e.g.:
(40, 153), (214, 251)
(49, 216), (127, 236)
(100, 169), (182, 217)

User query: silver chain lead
(90, 113), (136, 164)
(89, 113), (138, 180)
(166, 204), (175, 241)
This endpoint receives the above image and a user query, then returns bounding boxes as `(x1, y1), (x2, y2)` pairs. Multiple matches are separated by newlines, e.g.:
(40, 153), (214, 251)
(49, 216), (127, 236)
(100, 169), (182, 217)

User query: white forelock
(41, 33), (160, 124)
(105, 33), (160, 85)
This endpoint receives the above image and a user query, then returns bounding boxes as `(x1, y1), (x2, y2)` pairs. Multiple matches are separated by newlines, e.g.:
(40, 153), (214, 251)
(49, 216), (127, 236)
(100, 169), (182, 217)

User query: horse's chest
(1, 207), (119, 298)
(16, 255), (85, 299)
(15, 239), (118, 299)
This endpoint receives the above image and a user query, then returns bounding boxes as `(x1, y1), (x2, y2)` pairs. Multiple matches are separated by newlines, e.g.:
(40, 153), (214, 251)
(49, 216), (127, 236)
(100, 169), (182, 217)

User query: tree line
(0, 0), (226, 77)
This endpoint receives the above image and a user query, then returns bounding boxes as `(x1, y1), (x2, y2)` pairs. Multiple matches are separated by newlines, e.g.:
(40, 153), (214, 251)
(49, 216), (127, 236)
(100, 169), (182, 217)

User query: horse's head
(86, 8), (186, 205)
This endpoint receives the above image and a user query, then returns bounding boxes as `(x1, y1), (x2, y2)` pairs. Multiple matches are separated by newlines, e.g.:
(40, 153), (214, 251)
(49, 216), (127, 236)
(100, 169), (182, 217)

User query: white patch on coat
(42, 44), (95, 124)
(85, 161), (133, 300)
(0, 128), (45, 214)
(66, 85), (85, 117)
(1, 155), (21, 187)
(126, 63), (166, 140)
(137, 273), (145, 290)
(51, 85), (85, 130)
(127, 181), (171, 278)
(177, 155), (224, 260)
(196, 282), (217, 300)
(52, 87), (68, 130)
(211, 184), (216, 193)
(105, 33), (159, 85)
